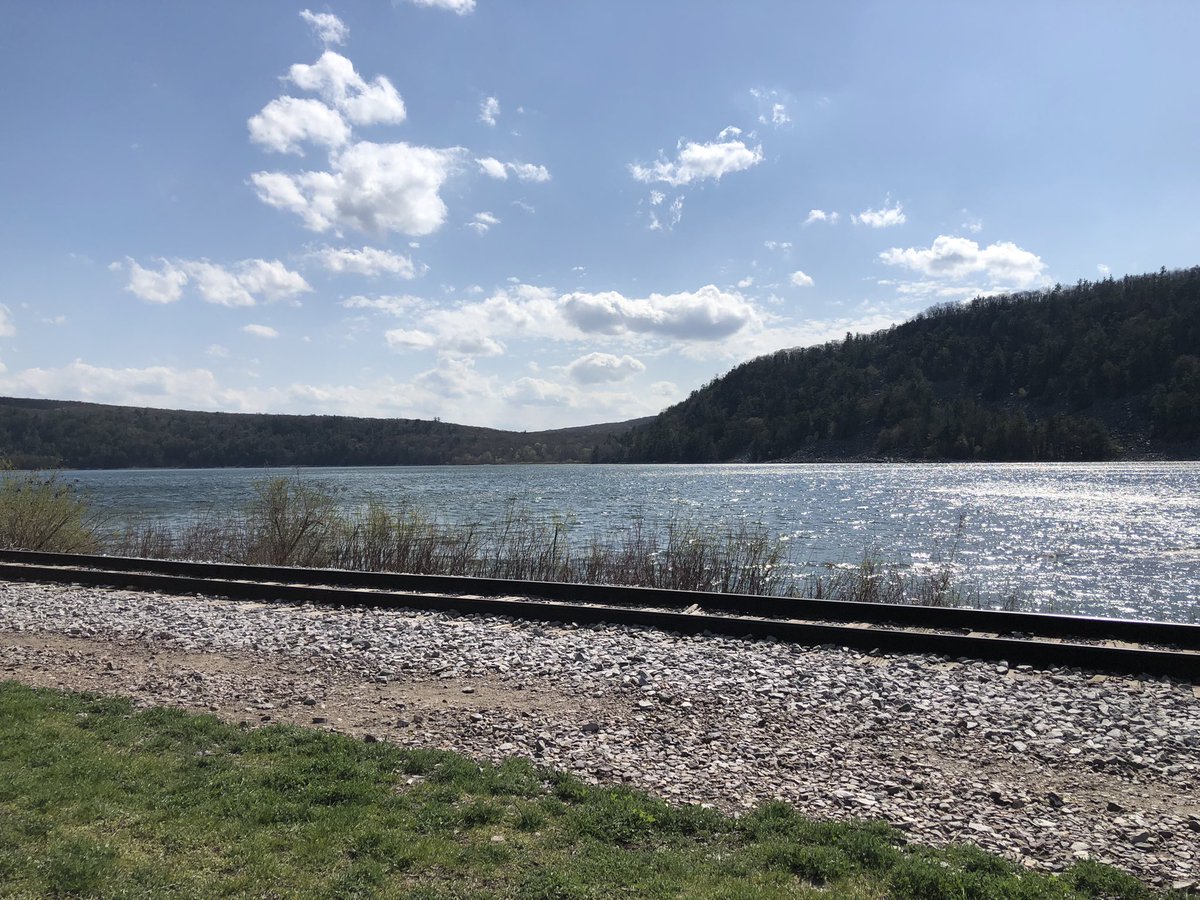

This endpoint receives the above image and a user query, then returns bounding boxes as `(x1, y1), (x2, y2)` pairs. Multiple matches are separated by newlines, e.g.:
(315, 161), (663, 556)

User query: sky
(1, 1), (1198, 431)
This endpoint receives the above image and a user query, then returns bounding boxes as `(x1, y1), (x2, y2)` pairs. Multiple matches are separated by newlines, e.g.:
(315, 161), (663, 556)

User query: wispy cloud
(853, 201), (906, 228)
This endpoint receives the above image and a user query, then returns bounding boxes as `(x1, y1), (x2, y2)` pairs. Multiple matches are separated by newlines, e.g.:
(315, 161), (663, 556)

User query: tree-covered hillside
(0, 398), (646, 469)
(599, 267), (1200, 462)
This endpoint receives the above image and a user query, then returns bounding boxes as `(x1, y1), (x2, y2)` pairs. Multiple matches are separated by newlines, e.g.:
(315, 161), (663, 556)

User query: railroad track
(0, 549), (1197, 679)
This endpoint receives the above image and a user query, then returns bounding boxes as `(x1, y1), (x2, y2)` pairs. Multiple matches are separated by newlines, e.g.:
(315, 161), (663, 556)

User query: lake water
(53, 462), (1200, 624)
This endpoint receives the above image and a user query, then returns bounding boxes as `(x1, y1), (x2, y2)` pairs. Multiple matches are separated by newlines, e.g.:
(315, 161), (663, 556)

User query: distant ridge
(0, 397), (648, 469)
(4, 267), (1198, 468)
(595, 266), (1200, 462)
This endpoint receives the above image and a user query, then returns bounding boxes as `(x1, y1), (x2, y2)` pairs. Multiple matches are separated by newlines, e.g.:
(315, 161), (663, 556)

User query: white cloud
(789, 270), (814, 287)
(114, 257), (310, 307)
(649, 191), (665, 206)
(561, 285), (757, 340)
(763, 240), (791, 252)
(750, 88), (790, 127)
(112, 257), (188, 303)
(413, 361), (495, 410)
(630, 135), (763, 187)
(230, 259), (312, 303)
(206, 344), (229, 358)
(479, 96), (500, 126)
(248, 96), (349, 155)
(0, 361), (228, 410)
(384, 328), (437, 350)
(313, 246), (418, 278)
(476, 157), (508, 179)
(1097, 263), (1111, 276)
(0, 306), (15, 337)
(475, 158), (550, 182)
(566, 352), (646, 383)
(242, 324), (279, 339)
(736, 276), (754, 288)
(288, 51), (406, 126)
(299, 9), (348, 46)
(42, 314), (67, 327)
(504, 376), (574, 407)
(508, 161), (550, 183)
(961, 212), (983, 234)
(403, 0), (475, 14)
(466, 211), (500, 234)
(804, 209), (839, 225)
(252, 141), (462, 236)
(853, 202), (906, 228)
(342, 294), (422, 316)
(879, 235), (1047, 288)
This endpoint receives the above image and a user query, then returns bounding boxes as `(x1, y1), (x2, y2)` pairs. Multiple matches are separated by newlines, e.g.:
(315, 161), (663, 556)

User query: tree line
(0, 398), (642, 469)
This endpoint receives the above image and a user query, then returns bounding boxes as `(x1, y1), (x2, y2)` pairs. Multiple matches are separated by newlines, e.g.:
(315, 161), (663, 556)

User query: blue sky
(2, 1), (1198, 430)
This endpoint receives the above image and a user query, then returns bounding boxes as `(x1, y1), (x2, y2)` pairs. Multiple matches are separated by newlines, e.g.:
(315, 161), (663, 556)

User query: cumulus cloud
(312, 246), (418, 278)
(804, 209), (839, 225)
(299, 9), (348, 46)
(853, 201), (906, 228)
(412, 358), (492, 402)
(510, 162), (550, 182)
(403, 0), (475, 14)
(384, 328), (437, 350)
(561, 285), (757, 341)
(629, 134), (763, 187)
(341, 294), (422, 315)
(112, 257), (189, 303)
(475, 157), (550, 182)
(566, 352), (646, 383)
(248, 96), (350, 155)
(287, 51), (406, 126)
(479, 96), (500, 126)
(505, 376), (574, 406)
(476, 157), (507, 179)
(789, 270), (814, 287)
(252, 141), (462, 236)
(0, 360), (227, 410)
(466, 211), (500, 234)
(113, 257), (311, 307)
(242, 324), (279, 339)
(879, 235), (1047, 288)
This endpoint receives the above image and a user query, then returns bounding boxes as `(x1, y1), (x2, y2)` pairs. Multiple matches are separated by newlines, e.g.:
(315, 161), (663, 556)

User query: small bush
(0, 470), (100, 553)
(1064, 858), (1150, 899)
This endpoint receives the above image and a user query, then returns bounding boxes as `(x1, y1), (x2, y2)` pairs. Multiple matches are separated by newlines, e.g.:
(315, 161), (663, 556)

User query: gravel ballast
(1, 579), (1197, 890)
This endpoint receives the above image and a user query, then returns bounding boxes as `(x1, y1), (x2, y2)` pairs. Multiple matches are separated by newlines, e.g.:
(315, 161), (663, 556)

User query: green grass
(0, 682), (1173, 899)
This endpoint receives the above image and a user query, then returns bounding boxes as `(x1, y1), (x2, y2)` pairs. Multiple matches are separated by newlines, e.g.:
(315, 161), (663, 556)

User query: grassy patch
(0, 682), (1173, 898)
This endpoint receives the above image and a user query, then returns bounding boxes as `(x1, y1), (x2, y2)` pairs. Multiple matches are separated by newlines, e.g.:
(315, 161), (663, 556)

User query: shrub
(0, 470), (99, 553)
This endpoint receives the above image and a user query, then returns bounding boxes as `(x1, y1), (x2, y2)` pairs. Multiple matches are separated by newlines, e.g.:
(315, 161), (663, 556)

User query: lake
(53, 462), (1200, 624)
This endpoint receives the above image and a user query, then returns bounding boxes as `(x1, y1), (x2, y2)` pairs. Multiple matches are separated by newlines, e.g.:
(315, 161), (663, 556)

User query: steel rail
(0, 553), (1196, 679)
(0, 548), (1197, 649)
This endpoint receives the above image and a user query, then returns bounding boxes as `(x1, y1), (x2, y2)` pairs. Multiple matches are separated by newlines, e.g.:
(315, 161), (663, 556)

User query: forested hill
(597, 266), (1200, 463)
(0, 398), (647, 469)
